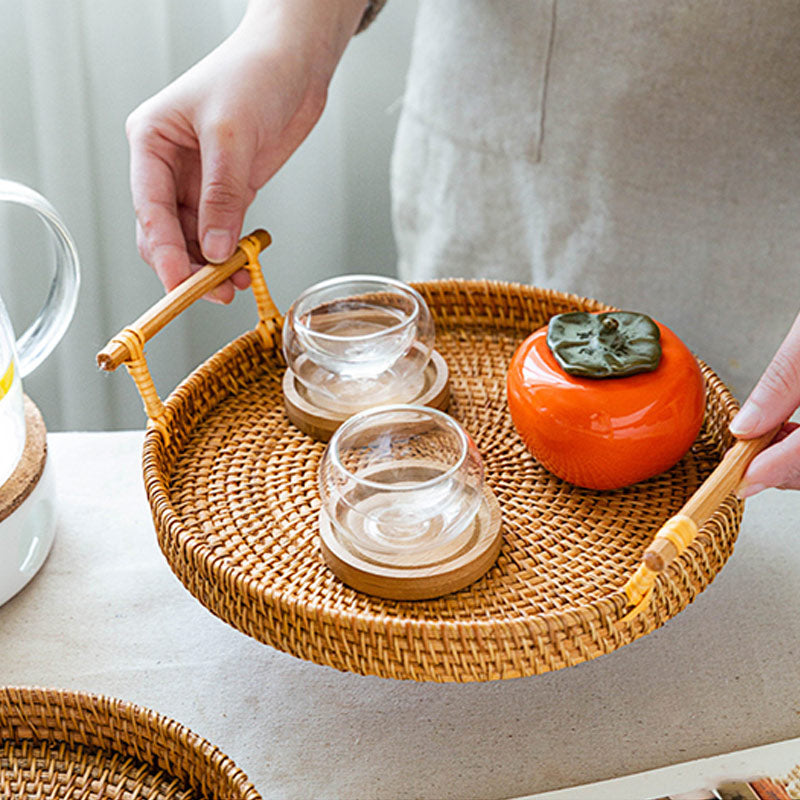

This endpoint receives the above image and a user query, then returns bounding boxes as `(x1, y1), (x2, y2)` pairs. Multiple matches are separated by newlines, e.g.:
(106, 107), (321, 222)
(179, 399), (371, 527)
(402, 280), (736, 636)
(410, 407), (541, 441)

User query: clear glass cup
(282, 275), (434, 415)
(319, 405), (485, 563)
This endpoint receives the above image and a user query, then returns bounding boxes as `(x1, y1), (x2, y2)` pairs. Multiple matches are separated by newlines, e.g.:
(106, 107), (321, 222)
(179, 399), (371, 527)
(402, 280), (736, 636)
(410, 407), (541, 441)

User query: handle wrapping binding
(239, 233), (282, 348)
(621, 515), (699, 622)
(109, 326), (168, 433)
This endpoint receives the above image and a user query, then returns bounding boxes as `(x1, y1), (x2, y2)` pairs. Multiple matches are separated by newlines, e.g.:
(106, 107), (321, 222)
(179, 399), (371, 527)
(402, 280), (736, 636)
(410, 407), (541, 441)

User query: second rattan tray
(0, 686), (260, 799)
(98, 232), (743, 682)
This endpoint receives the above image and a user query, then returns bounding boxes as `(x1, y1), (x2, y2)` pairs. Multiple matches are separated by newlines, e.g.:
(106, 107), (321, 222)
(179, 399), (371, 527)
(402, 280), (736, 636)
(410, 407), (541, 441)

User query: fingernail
(202, 229), (234, 263)
(205, 285), (230, 305)
(736, 482), (767, 499)
(730, 401), (764, 436)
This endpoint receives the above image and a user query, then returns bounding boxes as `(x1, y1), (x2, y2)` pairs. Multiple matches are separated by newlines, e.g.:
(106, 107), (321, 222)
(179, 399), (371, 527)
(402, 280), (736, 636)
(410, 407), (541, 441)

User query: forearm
(240, 0), (368, 83)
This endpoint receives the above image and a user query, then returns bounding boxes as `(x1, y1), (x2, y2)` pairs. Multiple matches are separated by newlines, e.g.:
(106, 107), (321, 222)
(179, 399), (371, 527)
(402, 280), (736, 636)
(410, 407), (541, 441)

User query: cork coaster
(283, 349), (450, 442)
(0, 396), (47, 523)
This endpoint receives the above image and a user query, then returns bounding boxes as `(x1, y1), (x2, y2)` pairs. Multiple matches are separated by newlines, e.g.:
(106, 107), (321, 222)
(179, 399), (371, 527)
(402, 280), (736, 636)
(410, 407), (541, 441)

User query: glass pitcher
(0, 180), (80, 487)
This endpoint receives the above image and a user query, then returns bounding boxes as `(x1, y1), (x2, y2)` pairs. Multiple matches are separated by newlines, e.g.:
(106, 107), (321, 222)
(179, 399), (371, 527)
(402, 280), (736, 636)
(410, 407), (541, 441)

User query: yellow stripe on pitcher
(0, 360), (15, 401)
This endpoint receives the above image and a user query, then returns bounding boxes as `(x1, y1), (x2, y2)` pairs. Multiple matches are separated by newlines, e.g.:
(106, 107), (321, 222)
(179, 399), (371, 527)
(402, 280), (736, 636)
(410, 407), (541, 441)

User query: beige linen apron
(392, 0), (800, 398)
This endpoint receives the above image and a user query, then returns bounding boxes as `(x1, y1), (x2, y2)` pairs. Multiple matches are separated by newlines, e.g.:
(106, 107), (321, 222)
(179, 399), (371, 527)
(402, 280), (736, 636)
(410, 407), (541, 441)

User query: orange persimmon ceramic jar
(506, 311), (706, 490)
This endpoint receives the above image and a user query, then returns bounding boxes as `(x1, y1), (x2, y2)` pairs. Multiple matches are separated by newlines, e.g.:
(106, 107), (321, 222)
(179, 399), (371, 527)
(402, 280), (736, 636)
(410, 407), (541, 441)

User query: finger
(129, 142), (193, 291)
(204, 280), (236, 305)
(171, 205), (242, 304)
(178, 204), (203, 264)
(738, 425), (800, 497)
(178, 197), (254, 296)
(197, 119), (256, 264)
(135, 218), (192, 292)
(730, 311), (800, 438)
(231, 269), (252, 291)
(774, 420), (800, 444)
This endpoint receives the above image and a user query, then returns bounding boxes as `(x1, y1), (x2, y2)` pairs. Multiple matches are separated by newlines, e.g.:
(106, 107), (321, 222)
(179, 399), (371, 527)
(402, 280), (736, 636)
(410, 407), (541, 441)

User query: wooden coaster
(283, 349), (450, 441)
(318, 486), (502, 601)
(0, 395), (47, 524)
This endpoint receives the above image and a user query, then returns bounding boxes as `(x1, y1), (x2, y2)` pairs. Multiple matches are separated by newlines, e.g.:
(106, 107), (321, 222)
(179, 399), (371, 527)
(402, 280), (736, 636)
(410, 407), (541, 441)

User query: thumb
(198, 121), (255, 263)
(730, 311), (800, 438)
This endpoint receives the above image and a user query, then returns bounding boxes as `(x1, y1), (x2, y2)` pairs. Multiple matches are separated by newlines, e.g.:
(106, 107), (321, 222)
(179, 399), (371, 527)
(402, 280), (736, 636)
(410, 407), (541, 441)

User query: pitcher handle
(0, 180), (80, 377)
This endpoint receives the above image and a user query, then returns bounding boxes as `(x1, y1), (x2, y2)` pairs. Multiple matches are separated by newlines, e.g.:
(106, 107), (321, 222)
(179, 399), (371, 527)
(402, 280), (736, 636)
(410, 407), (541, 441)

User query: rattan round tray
(97, 232), (744, 682)
(0, 686), (260, 799)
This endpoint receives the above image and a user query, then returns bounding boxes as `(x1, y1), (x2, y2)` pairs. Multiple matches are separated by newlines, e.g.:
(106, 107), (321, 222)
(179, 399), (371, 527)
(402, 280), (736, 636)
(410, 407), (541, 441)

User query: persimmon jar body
(506, 312), (706, 490)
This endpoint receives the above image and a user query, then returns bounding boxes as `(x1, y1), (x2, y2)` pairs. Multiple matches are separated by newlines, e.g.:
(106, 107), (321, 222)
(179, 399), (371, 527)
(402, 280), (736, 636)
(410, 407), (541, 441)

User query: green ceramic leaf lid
(546, 311), (662, 378)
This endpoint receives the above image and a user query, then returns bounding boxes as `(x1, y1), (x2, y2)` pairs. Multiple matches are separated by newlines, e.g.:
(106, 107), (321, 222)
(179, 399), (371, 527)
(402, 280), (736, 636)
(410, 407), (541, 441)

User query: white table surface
(1, 431), (799, 800)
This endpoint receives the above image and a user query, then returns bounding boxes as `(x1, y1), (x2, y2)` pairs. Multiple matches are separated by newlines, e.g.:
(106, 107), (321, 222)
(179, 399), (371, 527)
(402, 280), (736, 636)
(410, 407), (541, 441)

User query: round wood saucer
(282, 350), (450, 441)
(318, 486), (503, 601)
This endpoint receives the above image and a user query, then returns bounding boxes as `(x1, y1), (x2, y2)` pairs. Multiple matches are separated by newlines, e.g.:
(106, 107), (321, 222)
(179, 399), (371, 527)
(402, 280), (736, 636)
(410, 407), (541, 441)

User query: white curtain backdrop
(0, 0), (417, 431)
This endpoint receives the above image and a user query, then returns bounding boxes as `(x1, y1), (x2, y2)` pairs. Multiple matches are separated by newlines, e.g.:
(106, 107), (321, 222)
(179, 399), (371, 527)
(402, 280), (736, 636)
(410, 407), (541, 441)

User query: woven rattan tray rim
(140, 278), (743, 679)
(0, 685), (261, 799)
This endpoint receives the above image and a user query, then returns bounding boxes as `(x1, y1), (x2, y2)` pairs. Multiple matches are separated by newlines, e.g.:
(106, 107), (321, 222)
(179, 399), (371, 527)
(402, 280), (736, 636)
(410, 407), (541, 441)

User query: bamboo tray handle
(621, 425), (782, 621)
(96, 230), (275, 435)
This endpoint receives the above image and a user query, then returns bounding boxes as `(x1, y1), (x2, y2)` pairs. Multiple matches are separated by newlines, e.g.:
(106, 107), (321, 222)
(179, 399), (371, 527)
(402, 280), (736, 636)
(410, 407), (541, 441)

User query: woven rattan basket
(0, 686), (260, 799)
(98, 231), (748, 683)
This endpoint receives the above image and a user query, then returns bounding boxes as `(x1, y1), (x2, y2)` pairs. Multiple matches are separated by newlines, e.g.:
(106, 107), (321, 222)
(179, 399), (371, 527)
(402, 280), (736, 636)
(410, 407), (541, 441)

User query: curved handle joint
(238, 232), (282, 349)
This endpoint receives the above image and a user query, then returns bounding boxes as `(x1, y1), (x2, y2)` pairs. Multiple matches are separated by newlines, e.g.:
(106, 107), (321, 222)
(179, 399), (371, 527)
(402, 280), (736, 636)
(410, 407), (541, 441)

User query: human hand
(731, 310), (800, 496)
(126, 0), (366, 302)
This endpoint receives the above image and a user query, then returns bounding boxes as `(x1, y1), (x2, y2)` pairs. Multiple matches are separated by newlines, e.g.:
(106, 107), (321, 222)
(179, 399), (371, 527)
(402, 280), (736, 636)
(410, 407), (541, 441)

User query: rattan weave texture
(143, 279), (742, 682)
(784, 763), (800, 798)
(0, 687), (260, 799)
